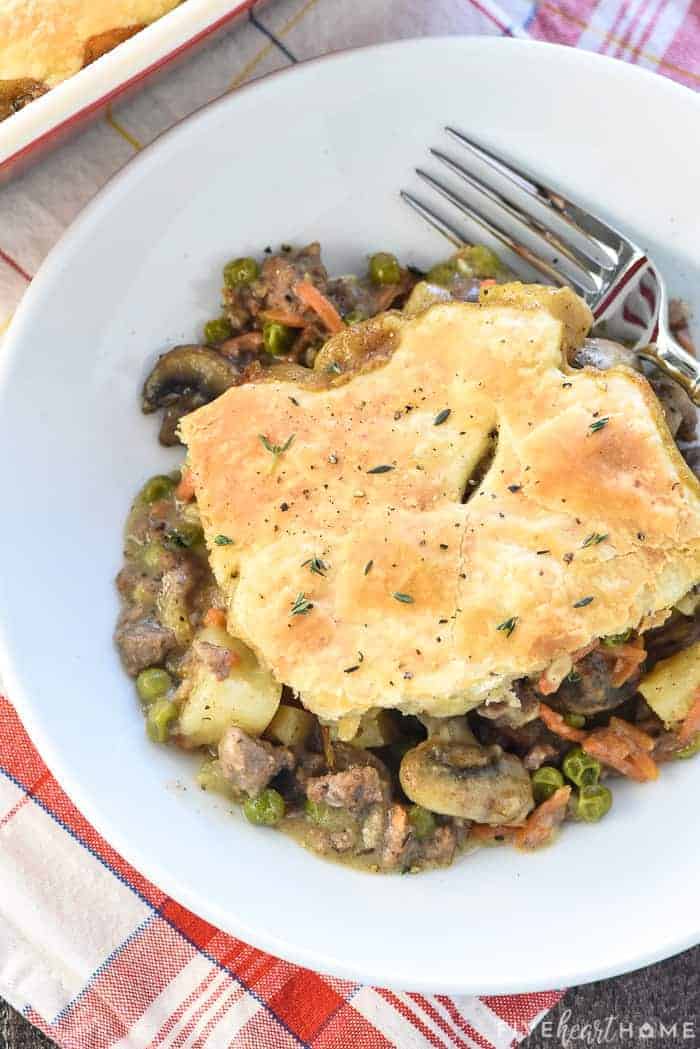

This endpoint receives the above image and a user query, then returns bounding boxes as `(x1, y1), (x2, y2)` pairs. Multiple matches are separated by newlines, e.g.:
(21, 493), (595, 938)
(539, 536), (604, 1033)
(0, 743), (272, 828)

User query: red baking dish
(0, 0), (255, 183)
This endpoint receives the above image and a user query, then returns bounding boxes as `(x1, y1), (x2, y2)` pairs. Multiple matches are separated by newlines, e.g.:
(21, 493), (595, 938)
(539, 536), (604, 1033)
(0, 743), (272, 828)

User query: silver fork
(402, 128), (700, 405)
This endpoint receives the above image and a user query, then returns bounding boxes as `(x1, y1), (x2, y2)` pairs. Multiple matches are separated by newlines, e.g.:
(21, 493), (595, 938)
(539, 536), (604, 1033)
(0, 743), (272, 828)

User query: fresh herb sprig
(302, 556), (328, 576)
(582, 533), (608, 548)
(290, 592), (314, 616)
(496, 616), (518, 637)
(259, 433), (295, 458)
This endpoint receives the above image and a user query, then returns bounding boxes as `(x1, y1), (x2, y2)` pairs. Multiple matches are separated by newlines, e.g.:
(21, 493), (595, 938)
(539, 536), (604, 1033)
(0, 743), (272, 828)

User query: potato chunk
(638, 640), (700, 728)
(179, 625), (281, 745)
(266, 704), (315, 747)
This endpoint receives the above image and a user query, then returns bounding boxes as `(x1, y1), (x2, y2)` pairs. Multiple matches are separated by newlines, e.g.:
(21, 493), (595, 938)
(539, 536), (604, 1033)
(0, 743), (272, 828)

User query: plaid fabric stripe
(0, 698), (561, 1047)
(526, 0), (700, 84)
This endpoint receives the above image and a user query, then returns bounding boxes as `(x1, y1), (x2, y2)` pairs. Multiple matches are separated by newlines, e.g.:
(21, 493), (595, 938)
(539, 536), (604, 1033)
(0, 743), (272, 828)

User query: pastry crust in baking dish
(0, 0), (181, 119)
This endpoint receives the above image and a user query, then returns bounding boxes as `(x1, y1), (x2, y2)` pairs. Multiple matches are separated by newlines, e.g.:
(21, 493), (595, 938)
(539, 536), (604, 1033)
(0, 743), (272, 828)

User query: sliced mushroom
(571, 337), (641, 372)
(158, 392), (207, 446)
(547, 649), (639, 716)
(419, 715), (476, 743)
(400, 739), (534, 825)
(142, 346), (240, 444)
(648, 373), (696, 439)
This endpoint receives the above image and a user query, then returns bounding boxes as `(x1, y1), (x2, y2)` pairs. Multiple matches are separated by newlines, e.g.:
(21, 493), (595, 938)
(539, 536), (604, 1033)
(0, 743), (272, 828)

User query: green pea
(344, 310), (366, 326)
(139, 474), (175, 504)
(531, 765), (565, 803)
(164, 523), (204, 549)
(203, 316), (233, 345)
(136, 667), (172, 704)
(563, 712), (586, 729)
(244, 788), (286, 826)
(142, 540), (169, 573)
(263, 321), (295, 356)
(676, 735), (700, 759)
(408, 805), (436, 840)
(456, 244), (502, 278)
(576, 784), (612, 822)
(426, 262), (457, 287)
(223, 257), (259, 287)
(368, 252), (401, 286)
(146, 699), (178, 743)
(602, 629), (633, 647)
(562, 746), (601, 787)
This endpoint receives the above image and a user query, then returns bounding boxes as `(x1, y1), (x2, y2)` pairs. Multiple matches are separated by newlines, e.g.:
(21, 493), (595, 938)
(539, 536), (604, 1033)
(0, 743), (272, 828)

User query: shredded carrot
(584, 721), (658, 782)
(469, 824), (516, 845)
(295, 280), (345, 333)
(480, 279), (497, 288)
(608, 639), (646, 686)
(515, 787), (571, 850)
(679, 690), (700, 744)
(203, 608), (227, 628)
(261, 310), (307, 328)
(608, 716), (655, 752)
(538, 702), (587, 743)
(175, 467), (195, 502)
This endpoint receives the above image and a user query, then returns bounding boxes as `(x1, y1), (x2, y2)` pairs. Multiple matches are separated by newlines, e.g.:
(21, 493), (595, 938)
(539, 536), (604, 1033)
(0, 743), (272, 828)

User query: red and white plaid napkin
(0, 698), (561, 1048)
(1, 2), (698, 1046)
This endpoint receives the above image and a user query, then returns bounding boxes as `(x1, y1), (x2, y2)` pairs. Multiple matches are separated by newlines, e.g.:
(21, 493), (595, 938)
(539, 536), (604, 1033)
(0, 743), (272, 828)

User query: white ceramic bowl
(1, 38), (699, 994)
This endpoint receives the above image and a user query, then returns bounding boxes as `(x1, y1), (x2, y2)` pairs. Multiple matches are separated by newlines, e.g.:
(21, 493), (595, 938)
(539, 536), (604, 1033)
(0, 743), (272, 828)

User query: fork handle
(638, 333), (700, 407)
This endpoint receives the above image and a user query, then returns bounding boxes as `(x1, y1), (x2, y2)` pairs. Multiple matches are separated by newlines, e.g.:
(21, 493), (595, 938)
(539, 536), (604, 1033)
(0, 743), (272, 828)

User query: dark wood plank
(0, 1002), (55, 1049)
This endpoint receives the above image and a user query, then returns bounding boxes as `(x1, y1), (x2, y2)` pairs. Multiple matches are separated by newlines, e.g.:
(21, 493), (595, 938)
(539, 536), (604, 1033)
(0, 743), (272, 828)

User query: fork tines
(402, 127), (640, 307)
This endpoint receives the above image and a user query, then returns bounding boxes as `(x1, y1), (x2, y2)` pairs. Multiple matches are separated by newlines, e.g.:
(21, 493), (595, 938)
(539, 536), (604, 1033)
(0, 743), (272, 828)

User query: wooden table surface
(2, 944), (698, 1047)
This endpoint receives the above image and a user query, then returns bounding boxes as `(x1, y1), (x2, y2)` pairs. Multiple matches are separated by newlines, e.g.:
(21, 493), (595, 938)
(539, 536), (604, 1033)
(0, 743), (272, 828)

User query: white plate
(1, 38), (699, 995)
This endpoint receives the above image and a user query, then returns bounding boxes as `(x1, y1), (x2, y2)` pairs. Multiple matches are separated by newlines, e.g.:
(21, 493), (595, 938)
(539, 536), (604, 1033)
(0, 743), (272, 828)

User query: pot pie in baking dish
(0, 0), (182, 121)
(115, 242), (700, 871)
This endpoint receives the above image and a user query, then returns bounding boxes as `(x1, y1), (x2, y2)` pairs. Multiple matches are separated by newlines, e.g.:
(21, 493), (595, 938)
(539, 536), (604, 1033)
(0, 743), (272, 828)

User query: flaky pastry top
(180, 285), (700, 722)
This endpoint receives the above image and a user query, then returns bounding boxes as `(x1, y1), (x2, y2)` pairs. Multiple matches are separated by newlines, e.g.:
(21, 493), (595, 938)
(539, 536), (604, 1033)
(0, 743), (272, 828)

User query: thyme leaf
(301, 556), (328, 576)
(582, 532), (608, 548)
(496, 616), (518, 637)
(290, 592), (313, 616)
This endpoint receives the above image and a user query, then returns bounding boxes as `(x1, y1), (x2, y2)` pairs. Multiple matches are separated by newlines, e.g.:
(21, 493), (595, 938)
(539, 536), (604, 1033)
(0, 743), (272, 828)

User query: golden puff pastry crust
(0, 0), (181, 92)
(180, 285), (700, 723)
